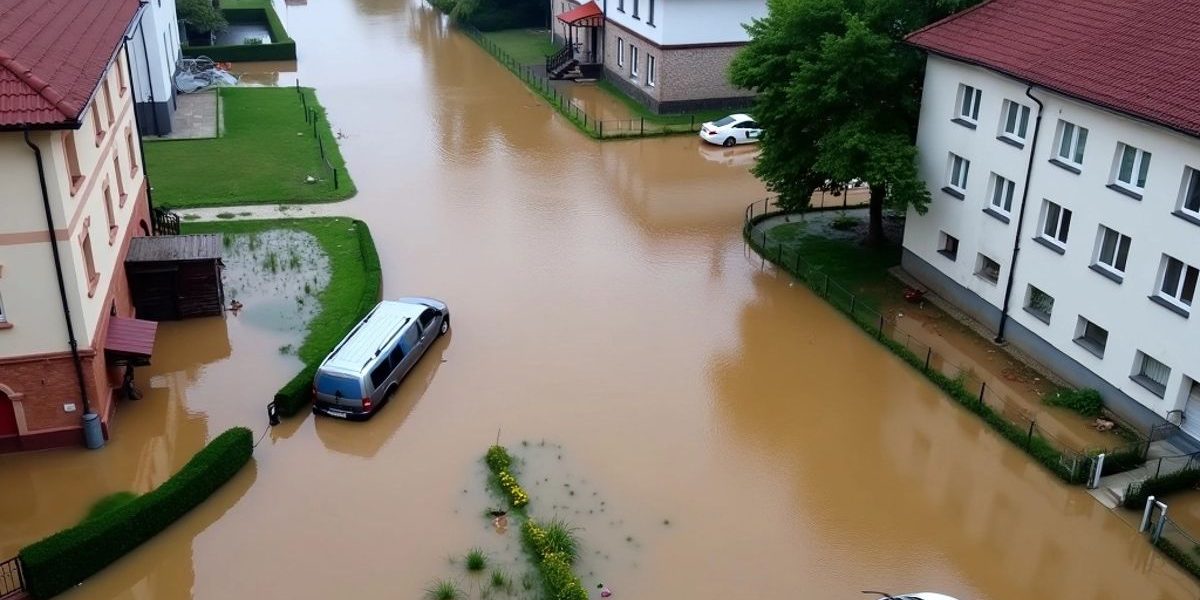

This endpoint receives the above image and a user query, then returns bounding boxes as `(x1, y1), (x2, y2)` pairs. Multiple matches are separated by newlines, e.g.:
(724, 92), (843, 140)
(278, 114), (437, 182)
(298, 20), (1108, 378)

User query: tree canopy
(178, 0), (227, 34)
(430, 0), (546, 31)
(730, 0), (975, 243)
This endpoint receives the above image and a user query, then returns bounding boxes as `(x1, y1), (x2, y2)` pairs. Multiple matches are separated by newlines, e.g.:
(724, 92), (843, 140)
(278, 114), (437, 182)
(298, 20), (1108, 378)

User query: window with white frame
(1093, 226), (1131, 276)
(1133, 351), (1171, 397)
(646, 54), (655, 87)
(1053, 120), (1088, 167)
(630, 46), (639, 78)
(999, 99), (1030, 141)
(975, 253), (1000, 284)
(946, 153), (969, 194)
(1074, 317), (1108, 358)
(1112, 142), (1152, 193)
(1024, 285), (1054, 323)
(617, 38), (624, 67)
(988, 173), (1016, 214)
(1156, 255), (1198, 312)
(1179, 167), (1200, 218)
(1040, 200), (1071, 245)
(954, 84), (981, 124)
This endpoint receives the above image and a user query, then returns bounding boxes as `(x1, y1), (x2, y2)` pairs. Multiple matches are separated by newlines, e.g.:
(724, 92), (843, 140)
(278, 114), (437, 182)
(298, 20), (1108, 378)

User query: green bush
(20, 428), (253, 599)
(1155, 538), (1200, 581)
(1124, 468), (1200, 509)
(182, 7), (296, 61)
(83, 492), (139, 522)
(1046, 388), (1104, 417)
(272, 220), (380, 418)
(1099, 446), (1145, 476)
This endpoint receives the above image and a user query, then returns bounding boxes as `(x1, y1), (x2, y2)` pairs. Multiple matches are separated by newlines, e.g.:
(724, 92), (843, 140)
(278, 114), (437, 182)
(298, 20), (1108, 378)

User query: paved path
(1089, 440), (1192, 509)
(146, 89), (219, 140)
(173, 203), (344, 222)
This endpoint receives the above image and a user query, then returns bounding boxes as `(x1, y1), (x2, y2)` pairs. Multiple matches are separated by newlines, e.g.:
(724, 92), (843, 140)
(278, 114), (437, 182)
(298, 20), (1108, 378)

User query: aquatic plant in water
(465, 547), (487, 571)
(424, 579), (464, 600)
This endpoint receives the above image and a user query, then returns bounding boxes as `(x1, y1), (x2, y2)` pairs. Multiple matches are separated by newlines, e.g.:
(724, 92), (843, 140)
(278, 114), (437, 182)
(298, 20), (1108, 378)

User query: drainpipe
(24, 130), (93, 419)
(125, 10), (158, 220)
(995, 86), (1044, 343)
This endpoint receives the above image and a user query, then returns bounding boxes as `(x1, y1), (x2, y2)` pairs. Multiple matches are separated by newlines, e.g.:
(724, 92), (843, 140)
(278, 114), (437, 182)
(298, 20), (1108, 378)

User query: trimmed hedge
(1124, 468), (1200, 509)
(272, 220), (382, 417)
(182, 7), (297, 62)
(20, 427), (253, 599)
(1155, 538), (1200, 581)
(1099, 445), (1146, 476)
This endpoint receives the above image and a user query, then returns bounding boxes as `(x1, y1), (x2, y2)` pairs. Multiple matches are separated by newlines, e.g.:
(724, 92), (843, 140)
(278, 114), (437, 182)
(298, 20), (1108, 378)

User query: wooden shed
(126, 234), (225, 321)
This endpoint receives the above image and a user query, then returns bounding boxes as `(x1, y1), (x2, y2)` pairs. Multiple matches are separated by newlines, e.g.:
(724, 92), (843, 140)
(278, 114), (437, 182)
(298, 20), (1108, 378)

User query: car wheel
(440, 316), (450, 336)
(722, 137), (736, 147)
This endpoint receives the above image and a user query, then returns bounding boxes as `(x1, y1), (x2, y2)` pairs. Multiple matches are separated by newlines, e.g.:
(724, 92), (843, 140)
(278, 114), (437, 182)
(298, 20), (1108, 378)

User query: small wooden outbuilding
(126, 234), (225, 321)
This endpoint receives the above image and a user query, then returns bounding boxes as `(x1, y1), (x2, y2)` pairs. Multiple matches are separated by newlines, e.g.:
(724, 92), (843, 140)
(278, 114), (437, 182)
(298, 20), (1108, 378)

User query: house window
(999, 99), (1030, 142)
(102, 81), (115, 126)
(1178, 167), (1200, 219)
(1074, 317), (1108, 358)
(0, 290), (6, 324)
(937, 231), (959, 260)
(126, 128), (139, 175)
(1053, 120), (1088, 168)
(617, 38), (624, 67)
(81, 227), (99, 296)
(1112, 142), (1151, 194)
(632, 0), (639, 19)
(63, 132), (84, 193)
(116, 54), (127, 96)
(1024, 285), (1054, 323)
(617, 0), (624, 12)
(987, 173), (1015, 216)
(113, 156), (127, 207)
(646, 54), (656, 87)
(1133, 352), (1171, 397)
(954, 83), (981, 126)
(1093, 226), (1131, 277)
(975, 253), (1000, 284)
(103, 183), (117, 243)
(1039, 200), (1072, 246)
(1156, 255), (1198, 312)
(945, 153), (969, 197)
(630, 46), (639, 78)
(648, 0), (655, 25)
(91, 103), (105, 145)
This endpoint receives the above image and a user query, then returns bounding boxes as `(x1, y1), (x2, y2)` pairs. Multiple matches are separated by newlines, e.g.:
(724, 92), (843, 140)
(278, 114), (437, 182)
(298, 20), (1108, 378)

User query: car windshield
(712, 116), (737, 127)
(316, 374), (363, 398)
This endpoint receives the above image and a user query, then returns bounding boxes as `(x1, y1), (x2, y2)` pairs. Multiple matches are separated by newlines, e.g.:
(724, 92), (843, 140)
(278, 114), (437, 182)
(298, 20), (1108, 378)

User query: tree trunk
(865, 184), (887, 246)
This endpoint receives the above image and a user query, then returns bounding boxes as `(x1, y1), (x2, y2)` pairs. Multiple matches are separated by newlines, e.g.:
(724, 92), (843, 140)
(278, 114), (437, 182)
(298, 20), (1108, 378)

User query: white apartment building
(551, 0), (765, 113)
(901, 0), (1200, 442)
(128, 0), (184, 136)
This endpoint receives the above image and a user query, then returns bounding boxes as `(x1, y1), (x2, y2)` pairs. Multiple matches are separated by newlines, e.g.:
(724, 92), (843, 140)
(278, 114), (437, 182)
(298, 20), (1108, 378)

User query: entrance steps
(1088, 440), (1189, 509)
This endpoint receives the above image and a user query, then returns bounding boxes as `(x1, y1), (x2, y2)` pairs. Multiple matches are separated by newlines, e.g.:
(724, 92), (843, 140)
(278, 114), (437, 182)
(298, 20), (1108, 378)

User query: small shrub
(425, 579), (464, 600)
(465, 547), (487, 571)
(216, 212), (236, 219)
(21, 428), (253, 599)
(830, 214), (860, 231)
(1156, 538), (1200, 581)
(485, 445), (529, 508)
(485, 445), (512, 472)
(1124, 468), (1200, 508)
(1046, 388), (1104, 417)
(84, 492), (138, 521)
(490, 569), (511, 590)
(244, 37), (264, 45)
(540, 518), (579, 564)
(1099, 446), (1145, 476)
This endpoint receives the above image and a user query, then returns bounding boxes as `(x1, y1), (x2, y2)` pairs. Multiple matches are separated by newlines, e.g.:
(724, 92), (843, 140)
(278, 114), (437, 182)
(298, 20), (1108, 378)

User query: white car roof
(728, 113), (753, 121)
(320, 300), (426, 375)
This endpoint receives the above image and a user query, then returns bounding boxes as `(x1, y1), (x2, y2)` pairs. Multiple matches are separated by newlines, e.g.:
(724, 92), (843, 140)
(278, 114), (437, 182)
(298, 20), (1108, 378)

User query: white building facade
(128, 0), (183, 136)
(552, 0), (765, 113)
(902, 54), (1200, 441)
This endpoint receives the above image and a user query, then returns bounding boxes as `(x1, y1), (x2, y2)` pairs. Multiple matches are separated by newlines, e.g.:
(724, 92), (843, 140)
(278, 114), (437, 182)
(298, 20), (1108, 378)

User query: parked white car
(699, 114), (762, 147)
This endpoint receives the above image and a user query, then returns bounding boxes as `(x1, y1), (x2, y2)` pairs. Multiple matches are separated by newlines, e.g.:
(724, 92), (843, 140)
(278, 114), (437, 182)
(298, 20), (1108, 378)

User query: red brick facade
(0, 186), (150, 453)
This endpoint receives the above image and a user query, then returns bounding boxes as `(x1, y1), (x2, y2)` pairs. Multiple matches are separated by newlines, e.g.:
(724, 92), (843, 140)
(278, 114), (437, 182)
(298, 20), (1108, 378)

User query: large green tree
(178, 0), (227, 34)
(730, 0), (974, 244)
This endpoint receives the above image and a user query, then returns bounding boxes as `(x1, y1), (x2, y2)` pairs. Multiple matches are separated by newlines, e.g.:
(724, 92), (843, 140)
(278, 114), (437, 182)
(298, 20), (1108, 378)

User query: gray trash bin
(83, 412), (105, 449)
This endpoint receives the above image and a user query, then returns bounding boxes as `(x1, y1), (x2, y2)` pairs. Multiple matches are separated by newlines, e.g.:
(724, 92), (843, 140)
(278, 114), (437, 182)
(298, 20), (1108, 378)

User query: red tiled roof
(907, 0), (1200, 138)
(0, 0), (141, 129)
(559, 1), (603, 25)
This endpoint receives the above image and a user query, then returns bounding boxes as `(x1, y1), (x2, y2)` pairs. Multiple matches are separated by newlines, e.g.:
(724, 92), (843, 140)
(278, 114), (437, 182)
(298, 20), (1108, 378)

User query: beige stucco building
(1, 0), (157, 452)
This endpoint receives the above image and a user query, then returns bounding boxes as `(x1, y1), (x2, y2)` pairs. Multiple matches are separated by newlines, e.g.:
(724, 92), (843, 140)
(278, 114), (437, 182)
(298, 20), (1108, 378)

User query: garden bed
(182, 5), (296, 62)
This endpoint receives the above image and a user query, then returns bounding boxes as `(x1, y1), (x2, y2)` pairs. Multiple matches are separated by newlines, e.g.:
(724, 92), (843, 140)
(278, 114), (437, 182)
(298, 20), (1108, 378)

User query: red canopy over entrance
(558, 1), (604, 26)
(104, 316), (158, 364)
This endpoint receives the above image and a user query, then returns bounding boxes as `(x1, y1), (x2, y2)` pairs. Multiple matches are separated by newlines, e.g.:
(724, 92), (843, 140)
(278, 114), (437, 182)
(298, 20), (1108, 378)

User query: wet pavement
(2, 0), (1199, 598)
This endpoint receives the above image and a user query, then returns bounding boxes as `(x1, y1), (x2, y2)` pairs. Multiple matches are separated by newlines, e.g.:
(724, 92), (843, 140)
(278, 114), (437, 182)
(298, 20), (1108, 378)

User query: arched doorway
(0, 389), (17, 438)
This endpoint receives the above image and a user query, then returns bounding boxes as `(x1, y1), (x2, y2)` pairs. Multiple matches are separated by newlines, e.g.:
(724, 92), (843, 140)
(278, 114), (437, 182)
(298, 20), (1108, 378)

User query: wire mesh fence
(293, 81), (340, 189)
(743, 199), (1147, 484)
(0, 556), (24, 598)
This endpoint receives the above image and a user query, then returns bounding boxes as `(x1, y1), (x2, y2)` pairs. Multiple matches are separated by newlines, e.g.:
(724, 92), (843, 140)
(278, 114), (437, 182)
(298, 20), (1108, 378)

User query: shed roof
(0, 0), (142, 129)
(906, 0), (1200, 138)
(126, 234), (224, 263)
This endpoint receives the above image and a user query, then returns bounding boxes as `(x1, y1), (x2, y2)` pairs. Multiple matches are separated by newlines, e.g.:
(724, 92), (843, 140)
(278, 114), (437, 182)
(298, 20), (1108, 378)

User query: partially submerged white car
(863, 592), (961, 600)
(699, 114), (762, 147)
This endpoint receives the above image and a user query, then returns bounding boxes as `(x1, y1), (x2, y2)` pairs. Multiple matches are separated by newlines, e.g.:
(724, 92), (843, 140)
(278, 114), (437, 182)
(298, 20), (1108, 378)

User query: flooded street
(2, 0), (1199, 598)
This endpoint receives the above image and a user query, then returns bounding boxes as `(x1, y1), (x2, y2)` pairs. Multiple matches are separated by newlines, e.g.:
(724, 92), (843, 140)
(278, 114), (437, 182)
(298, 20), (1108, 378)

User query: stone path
(148, 89), (220, 140)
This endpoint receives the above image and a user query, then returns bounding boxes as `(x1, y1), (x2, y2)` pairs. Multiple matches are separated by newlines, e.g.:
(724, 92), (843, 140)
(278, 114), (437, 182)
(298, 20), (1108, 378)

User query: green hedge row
(1124, 468), (1200, 509)
(1155, 538), (1200, 582)
(182, 8), (297, 62)
(743, 218), (1087, 484)
(273, 220), (382, 417)
(20, 427), (253, 599)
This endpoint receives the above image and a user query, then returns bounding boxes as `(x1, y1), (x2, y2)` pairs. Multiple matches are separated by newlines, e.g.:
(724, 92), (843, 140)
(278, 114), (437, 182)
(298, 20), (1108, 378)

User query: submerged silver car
(312, 297), (449, 420)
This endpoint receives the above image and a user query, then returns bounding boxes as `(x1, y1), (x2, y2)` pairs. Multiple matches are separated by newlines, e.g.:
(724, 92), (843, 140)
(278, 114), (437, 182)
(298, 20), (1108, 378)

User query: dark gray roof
(126, 234), (223, 263)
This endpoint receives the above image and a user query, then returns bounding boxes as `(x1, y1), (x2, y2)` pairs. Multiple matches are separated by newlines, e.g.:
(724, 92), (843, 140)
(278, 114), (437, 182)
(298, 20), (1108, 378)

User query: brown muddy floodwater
(3, 0), (1199, 598)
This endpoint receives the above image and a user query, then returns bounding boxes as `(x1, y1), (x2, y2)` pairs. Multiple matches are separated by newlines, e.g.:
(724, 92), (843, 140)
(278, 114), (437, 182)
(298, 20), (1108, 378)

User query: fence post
(1154, 506), (1168, 543)
(823, 274), (830, 297)
(333, 168), (339, 190)
(1156, 457), (1164, 478)
(979, 381), (987, 404)
(1089, 453), (1106, 488)
(691, 115), (695, 130)
(599, 121), (603, 137)
(876, 315), (884, 339)
(1026, 420), (1036, 448)
(1140, 495), (1157, 532)
(923, 347), (931, 372)
(584, 113), (588, 129)
(640, 117), (644, 135)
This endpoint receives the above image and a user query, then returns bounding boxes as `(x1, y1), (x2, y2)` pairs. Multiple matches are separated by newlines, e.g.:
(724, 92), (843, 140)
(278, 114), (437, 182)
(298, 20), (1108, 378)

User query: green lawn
(595, 80), (731, 125)
(482, 29), (557, 65)
(182, 218), (372, 365)
(145, 87), (355, 209)
(763, 221), (903, 311)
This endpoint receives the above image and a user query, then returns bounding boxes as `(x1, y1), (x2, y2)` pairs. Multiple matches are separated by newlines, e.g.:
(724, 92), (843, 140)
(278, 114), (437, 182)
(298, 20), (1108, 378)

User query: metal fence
(744, 199), (1146, 483)
(0, 556), (24, 598)
(457, 26), (704, 140)
(293, 81), (341, 189)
